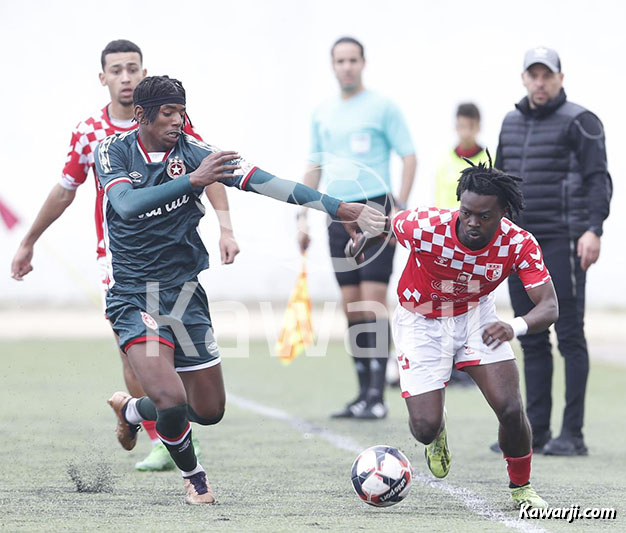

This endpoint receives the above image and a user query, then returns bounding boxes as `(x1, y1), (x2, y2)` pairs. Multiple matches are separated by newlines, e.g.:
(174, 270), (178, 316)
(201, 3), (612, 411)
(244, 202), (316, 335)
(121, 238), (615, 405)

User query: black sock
(362, 319), (390, 403)
(348, 321), (371, 401)
(156, 404), (197, 472)
(135, 396), (157, 421)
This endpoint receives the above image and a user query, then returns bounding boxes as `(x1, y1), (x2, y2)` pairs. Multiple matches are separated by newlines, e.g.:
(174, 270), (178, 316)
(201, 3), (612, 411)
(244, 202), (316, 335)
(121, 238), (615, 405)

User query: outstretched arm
(11, 184), (76, 280)
(482, 281), (558, 348)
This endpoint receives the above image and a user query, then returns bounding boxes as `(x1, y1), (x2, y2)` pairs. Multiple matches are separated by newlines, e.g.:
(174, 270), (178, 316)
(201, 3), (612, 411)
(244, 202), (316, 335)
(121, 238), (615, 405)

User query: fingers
(214, 151), (239, 162)
(345, 224), (359, 244)
(481, 322), (512, 350)
(11, 264), (32, 281)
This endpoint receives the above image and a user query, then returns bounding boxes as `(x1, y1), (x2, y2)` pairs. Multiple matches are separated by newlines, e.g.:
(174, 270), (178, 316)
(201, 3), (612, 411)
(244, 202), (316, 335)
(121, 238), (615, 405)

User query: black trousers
(508, 237), (588, 439)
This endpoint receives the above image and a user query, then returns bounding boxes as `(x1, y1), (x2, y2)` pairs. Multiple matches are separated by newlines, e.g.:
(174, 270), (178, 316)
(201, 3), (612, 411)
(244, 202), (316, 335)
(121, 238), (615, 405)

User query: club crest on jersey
(485, 263), (503, 282)
(166, 156), (186, 179)
(140, 311), (158, 330)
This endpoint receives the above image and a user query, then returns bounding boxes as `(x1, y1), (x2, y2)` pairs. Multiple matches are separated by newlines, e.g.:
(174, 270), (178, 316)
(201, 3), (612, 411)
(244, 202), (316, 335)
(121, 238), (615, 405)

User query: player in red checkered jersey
(10, 40), (239, 472)
(348, 156), (558, 509)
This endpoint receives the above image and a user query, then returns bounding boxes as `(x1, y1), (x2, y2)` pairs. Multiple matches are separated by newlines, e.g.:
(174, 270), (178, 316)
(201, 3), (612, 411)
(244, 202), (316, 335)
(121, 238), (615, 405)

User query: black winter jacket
(496, 89), (612, 240)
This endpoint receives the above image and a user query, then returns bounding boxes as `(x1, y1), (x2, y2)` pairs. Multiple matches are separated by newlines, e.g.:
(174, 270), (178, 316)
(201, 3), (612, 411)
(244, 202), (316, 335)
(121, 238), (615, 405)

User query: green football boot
(135, 441), (175, 471)
(135, 435), (203, 472)
(425, 417), (451, 479)
(511, 483), (548, 509)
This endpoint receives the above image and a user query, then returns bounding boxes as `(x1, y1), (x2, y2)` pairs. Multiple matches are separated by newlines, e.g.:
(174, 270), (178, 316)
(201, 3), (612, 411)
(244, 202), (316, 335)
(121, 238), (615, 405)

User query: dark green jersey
(95, 130), (342, 294)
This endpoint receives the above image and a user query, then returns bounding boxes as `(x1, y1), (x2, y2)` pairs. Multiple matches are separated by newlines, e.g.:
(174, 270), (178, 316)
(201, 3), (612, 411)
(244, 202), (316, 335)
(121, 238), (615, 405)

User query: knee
(156, 403), (188, 426)
(408, 414), (442, 445)
(187, 404), (225, 426)
(494, 397), (524, 427)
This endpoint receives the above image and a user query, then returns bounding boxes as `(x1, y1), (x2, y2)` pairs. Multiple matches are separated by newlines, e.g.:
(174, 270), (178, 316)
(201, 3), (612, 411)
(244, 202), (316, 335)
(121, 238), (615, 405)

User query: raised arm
(11, 184), (76, 280)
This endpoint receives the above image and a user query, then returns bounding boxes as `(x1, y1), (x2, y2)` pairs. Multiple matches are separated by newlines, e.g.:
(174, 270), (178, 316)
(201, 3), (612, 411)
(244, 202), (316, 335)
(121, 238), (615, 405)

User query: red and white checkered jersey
(59, 105), (201, 258)
(392, 207), (551, 318)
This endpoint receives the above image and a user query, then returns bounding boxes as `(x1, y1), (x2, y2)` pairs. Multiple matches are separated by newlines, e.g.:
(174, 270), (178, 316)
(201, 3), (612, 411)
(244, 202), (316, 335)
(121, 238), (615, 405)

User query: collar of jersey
(102, 104), (137, 132)
(136, 134), (175, 163)
(450, 210), (502, 256)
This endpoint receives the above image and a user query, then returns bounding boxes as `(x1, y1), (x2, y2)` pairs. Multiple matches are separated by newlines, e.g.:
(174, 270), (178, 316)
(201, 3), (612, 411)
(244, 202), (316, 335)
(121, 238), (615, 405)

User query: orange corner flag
(0, 195), (20, 231)
(276, 255), (314, 363)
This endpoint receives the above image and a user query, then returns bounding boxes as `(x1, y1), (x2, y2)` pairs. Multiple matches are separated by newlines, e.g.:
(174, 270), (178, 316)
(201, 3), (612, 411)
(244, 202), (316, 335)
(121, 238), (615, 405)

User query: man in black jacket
(494, 46), (612, 456)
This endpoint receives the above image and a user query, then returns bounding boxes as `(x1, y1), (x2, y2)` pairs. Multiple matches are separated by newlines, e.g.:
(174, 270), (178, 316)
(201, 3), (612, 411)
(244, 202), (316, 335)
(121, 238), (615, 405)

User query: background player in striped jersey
(9, 39), (239, 472)
(99, 75), (387, 504)
(349, 157), (558, 509)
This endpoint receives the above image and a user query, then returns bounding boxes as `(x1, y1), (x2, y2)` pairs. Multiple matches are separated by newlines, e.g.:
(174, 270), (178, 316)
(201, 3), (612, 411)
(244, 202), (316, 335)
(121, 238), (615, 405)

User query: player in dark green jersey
(97, 75), (386, 504)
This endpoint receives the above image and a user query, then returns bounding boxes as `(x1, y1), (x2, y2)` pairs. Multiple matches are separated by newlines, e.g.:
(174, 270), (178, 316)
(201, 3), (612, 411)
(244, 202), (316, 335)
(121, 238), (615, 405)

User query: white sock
(181, 463), (205, 478)
(124, 398), (145, 425)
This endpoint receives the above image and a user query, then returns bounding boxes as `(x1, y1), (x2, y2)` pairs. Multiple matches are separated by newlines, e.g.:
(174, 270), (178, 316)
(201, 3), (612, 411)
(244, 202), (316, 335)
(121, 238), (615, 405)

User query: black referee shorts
(327, 194), (395, 287)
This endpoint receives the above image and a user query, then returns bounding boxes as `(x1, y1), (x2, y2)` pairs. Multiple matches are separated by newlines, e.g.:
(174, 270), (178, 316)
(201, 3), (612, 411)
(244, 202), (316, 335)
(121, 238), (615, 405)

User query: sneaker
(107, 391), (140, 451)
(542, 434), (588, 456)
(330, 399), (366, 419)
(425, 418), (451, 479)
(184, 470), (215, 505)
(511, 483), (548, 509)
(353, 400), (388, 420)
(135, 441), (175, 471)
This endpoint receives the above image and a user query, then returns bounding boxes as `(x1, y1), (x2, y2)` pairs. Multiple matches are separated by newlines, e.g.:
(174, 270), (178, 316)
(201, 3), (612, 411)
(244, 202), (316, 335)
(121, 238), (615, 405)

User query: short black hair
(101, 39), (143, 70)
(456, 150), (525, 219)
(133, 75), (185, 124)
(456, 102), (480, 121)
(331, 36), (365, 59)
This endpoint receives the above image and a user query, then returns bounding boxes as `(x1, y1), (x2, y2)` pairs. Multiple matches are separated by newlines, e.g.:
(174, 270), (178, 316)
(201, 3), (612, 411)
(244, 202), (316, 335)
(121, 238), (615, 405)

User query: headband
(134, 95), (186, 108)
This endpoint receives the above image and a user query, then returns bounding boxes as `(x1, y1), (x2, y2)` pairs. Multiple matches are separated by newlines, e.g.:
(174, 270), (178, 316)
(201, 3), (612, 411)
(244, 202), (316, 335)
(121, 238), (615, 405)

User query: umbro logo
(129, 171), (143, 183)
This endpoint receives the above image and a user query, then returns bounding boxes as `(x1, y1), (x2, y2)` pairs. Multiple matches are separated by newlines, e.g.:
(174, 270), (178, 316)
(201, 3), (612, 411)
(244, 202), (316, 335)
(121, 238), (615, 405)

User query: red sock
(504, 452), (532, 486)
(142, 420), (158, 441)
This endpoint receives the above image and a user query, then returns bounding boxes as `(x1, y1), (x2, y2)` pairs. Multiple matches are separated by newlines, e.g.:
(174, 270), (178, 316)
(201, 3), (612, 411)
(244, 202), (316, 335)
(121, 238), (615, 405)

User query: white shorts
(97, 255), (111, 317)
(391, 293), (515, 398)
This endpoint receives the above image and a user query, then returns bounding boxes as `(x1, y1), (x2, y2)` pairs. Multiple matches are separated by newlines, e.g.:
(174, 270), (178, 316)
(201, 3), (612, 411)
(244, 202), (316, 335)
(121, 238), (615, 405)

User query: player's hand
(577, 231), (601, 271)
(219, 230), (240, 265)
(189, 151), (241, 188)
(296, 214), (311, 253)
(335, 202), (388, 243)
(482, 321), (514, 349)
(11, 244), (34, 280)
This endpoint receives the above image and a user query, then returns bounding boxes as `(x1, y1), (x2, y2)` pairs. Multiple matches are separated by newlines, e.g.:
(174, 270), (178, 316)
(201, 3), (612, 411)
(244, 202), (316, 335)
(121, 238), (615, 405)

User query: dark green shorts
(106, 280), (221, 372)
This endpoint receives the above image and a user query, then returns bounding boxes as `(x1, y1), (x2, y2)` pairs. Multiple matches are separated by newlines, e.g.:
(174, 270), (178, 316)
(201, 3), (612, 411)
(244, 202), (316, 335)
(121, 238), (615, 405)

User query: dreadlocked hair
(133, 75), (186, 124)
(455, 149), (525, 220)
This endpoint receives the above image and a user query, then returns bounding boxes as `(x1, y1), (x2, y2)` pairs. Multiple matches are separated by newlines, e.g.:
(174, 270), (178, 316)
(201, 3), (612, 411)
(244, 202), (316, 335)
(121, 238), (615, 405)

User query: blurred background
(1, 0), (624, 317)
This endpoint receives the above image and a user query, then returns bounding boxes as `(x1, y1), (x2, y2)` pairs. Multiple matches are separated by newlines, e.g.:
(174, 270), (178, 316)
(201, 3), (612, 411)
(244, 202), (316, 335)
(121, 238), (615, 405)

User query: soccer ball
(351, 445), (413, 507)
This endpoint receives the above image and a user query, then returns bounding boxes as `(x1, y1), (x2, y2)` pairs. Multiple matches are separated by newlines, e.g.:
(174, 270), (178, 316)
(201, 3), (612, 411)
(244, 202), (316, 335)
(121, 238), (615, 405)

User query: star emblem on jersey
(485, 263), (503, 282)
(166, 156), (186, 179)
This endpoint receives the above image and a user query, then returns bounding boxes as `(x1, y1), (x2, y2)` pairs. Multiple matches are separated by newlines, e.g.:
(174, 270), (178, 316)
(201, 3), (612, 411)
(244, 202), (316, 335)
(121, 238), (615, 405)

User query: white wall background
(0, 0), (624, 309)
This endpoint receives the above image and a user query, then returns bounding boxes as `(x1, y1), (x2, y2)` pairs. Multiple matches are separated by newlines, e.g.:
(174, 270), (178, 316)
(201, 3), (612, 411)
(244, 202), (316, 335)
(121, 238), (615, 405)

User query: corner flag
(276, 255), (314, 363)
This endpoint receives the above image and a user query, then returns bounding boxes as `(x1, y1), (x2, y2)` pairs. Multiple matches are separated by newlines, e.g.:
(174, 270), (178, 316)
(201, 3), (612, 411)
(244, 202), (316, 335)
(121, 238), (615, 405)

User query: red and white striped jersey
(59, 105), (201, 258)
(392, 207), (551, 318)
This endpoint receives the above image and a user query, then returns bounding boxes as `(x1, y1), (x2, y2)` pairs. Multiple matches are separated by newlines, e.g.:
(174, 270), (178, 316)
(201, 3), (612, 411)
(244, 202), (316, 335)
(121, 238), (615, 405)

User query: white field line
(228, 393), (548, 533)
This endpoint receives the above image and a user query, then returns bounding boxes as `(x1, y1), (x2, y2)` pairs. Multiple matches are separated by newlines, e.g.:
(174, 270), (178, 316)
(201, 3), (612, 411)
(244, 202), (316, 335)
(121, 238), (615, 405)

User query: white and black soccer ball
(351, 445), (413, 507)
